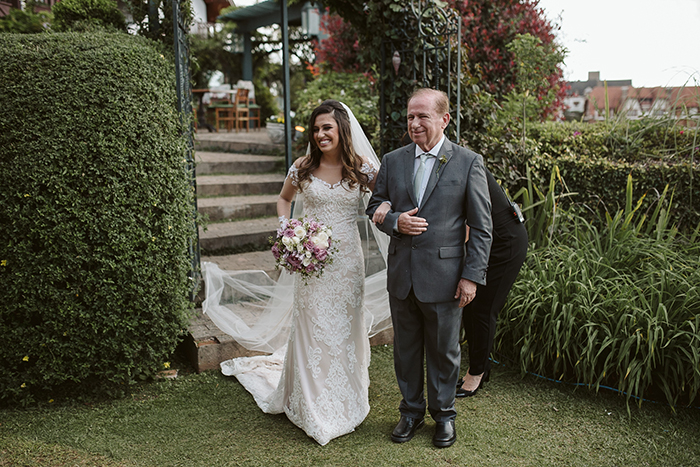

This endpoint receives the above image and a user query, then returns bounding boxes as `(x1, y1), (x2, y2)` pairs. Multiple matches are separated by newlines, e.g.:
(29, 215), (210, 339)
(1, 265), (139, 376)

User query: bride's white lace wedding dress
(220, 162), (377, 446)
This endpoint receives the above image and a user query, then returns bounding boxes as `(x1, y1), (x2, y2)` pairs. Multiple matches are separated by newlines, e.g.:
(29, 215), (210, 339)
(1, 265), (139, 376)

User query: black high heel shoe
(455, 369), (490, 398)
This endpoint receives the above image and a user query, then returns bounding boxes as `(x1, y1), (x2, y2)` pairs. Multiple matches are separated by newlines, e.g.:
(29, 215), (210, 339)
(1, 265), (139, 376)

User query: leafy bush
(531, 120), (699, 163)
(498, 175), (700, 408)
(0, 33), (196, 406)
(480, 121), (700, 232)
(0, 2), (52, 33)
(52, 0), (126, 32)
(294, 72), (379, 145)
(529, 153), (700, 232)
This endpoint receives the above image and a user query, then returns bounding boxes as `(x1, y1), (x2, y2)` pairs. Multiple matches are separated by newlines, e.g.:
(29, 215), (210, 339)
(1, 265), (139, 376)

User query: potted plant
(267, 115), (285, 143)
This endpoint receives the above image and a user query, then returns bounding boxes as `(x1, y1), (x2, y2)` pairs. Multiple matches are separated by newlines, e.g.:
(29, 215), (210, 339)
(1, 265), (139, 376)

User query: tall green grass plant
(499, 174), (700, 409)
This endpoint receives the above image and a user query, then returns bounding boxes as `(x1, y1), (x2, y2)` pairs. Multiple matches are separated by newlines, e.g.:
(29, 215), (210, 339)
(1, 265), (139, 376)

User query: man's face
(407, 93), (449, 152)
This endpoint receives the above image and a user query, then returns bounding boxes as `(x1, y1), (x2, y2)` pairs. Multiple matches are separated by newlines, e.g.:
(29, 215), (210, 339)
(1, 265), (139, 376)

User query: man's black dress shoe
(391, 415), (424, 443)
(433, 420), (456, 448)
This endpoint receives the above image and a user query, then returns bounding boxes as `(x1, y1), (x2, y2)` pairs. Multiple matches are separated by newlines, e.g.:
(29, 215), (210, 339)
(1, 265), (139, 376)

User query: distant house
(0, 0), (20, 16)
(564, 71), (699, 126)
(563, 71), (632, 121)
(586, 85), (700, 124)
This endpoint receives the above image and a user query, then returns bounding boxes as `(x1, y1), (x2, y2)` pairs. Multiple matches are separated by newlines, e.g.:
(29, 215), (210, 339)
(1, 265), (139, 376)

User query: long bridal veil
(201, 102), (391, 356)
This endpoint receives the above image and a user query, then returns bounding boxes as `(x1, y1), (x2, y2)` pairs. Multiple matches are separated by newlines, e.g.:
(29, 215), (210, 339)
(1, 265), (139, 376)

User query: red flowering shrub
(313, 10), (361, 73)
(449, 0), (567, 118)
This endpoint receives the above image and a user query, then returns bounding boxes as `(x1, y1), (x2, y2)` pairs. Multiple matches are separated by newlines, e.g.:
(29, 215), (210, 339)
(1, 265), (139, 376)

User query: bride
(202, 100), (389, 446)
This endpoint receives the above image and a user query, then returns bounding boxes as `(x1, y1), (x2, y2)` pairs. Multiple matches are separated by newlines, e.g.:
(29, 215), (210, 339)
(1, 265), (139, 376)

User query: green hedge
(0, 33), (196, 406)
(529, 154), (700, 232)
(52, 0), (126, 32)
(531, 120), (699, 163)
(476, 122), (700, 231)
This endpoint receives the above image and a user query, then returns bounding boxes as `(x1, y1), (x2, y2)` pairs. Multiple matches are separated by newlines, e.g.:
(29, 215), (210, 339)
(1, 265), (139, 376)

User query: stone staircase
(184, 145), (286, 371)
(185, 135), (392, 373)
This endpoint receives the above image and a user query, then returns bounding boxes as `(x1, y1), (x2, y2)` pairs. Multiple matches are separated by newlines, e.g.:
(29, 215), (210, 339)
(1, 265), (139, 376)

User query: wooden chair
(233, 88), (250, 132)
(248, 98), (261, 130)
(214, 104), (235, 132)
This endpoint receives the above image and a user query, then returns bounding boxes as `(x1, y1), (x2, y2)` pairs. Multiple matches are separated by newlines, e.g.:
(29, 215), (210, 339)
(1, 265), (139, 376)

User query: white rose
(292, 236), (300, 245)
(311, 235), (329, 249)
(302, 256), (311, 266)
(305, 250), (312, 258)
(293, 226), (306, 239)
(282, 236), (293, 248)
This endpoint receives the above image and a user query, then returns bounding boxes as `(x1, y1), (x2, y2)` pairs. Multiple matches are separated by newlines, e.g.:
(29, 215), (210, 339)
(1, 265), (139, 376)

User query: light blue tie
(413, 153), (431, 203)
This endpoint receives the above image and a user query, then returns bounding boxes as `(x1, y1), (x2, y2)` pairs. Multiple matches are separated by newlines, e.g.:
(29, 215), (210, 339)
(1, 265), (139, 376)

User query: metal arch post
(172, 0), (200, 301)
(280, 0), (293, 170)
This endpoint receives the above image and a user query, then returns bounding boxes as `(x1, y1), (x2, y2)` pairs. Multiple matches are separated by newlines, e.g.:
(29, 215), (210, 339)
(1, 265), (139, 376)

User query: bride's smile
(313, 113), (340, 155)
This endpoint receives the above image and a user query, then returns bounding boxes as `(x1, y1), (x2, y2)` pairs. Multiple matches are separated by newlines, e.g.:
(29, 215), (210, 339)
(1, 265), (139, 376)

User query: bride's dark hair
(295, 100), (370, 192)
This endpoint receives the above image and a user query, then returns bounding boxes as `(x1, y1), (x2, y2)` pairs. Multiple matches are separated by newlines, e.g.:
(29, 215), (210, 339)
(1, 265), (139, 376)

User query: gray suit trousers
(390, 290), (462, 422)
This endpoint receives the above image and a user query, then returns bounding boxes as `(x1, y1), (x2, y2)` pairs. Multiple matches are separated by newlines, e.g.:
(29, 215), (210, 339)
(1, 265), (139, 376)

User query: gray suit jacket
(367, 139), (492, 303)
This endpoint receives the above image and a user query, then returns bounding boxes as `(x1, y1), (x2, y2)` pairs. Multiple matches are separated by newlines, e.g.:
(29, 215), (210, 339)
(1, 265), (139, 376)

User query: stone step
(202, 250), (279, 278)
(199, 217), (279, 252)
(198, 194), (278, 222)
(197, 173), (285, 197)
(196, 151), (283, 175)
(194, 128), (283, 154)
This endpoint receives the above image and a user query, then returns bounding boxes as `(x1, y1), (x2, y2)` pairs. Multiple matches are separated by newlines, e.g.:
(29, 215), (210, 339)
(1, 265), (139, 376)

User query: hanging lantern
(392, 51), (401, 76)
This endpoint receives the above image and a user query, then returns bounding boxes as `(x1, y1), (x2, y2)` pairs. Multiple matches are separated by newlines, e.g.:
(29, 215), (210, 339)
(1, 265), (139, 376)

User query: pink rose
(315, 248), (328, 261)
(287, 254), (302, 270)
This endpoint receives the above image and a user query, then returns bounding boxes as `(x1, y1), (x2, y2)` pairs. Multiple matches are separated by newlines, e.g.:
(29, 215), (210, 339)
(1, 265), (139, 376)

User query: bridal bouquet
(271, 217), (337, 283)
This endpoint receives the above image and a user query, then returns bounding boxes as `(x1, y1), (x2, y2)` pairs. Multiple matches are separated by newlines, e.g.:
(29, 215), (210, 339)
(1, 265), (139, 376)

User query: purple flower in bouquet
(270, 216), (338, 284)
(287, 254), (302, 269)
(315, 248), (328, 262)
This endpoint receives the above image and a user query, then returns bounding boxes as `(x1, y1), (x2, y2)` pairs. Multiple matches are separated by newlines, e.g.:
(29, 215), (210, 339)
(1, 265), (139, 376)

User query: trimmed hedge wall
(522, 122), (700, 231)
(0, 33), (196, 405)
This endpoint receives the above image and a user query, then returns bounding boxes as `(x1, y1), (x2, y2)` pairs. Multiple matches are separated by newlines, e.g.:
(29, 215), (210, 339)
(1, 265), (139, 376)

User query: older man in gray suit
(367, 88), (492, 448)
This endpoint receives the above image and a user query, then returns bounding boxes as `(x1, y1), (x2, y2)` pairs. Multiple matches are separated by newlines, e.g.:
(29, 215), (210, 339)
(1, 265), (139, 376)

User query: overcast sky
(534, 0), (700, 87)
(233, 0), (700, 88)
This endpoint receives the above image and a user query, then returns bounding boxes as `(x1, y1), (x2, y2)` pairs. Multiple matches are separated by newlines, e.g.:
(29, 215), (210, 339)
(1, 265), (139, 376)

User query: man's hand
(397, 207), (428, 235)
(372, 202), (391, 224)
(455, 278), (477, 307)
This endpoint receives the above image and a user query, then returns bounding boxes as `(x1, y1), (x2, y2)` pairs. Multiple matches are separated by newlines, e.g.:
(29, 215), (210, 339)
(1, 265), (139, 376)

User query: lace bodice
(286, 162), (377, 243)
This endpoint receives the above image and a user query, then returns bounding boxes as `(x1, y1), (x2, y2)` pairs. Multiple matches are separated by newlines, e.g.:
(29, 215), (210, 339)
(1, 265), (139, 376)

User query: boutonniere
(436, 155), (447, 178)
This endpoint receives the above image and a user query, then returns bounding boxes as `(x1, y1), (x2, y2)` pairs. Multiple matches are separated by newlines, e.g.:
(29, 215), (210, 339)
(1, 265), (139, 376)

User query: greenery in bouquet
(271, 217), (338, 284)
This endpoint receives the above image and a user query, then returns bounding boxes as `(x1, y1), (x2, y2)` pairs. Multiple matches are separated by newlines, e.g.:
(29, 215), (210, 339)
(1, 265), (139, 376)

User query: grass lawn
(1, 345), (699, 467)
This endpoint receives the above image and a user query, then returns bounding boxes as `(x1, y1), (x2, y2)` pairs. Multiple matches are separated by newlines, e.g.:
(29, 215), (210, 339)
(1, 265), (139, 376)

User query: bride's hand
(372, 202), (391, 224)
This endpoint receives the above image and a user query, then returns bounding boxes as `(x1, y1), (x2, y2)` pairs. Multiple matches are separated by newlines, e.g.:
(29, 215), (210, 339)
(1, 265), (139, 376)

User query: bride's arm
(360, 156), (379, 192)
(372, 202), (391, 224)
(277, 160), (302, 220)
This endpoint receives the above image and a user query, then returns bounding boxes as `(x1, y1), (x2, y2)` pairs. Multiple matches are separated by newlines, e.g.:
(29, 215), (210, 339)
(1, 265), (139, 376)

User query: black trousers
(463, 209), (528, 375)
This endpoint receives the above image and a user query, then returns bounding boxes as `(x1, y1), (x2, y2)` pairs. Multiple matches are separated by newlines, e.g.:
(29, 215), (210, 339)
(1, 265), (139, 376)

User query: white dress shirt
(413, 134), (445, 206)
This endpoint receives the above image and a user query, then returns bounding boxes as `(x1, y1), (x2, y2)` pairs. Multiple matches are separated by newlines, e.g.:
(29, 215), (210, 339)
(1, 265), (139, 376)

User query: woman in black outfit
(456, 169), (529, 397)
